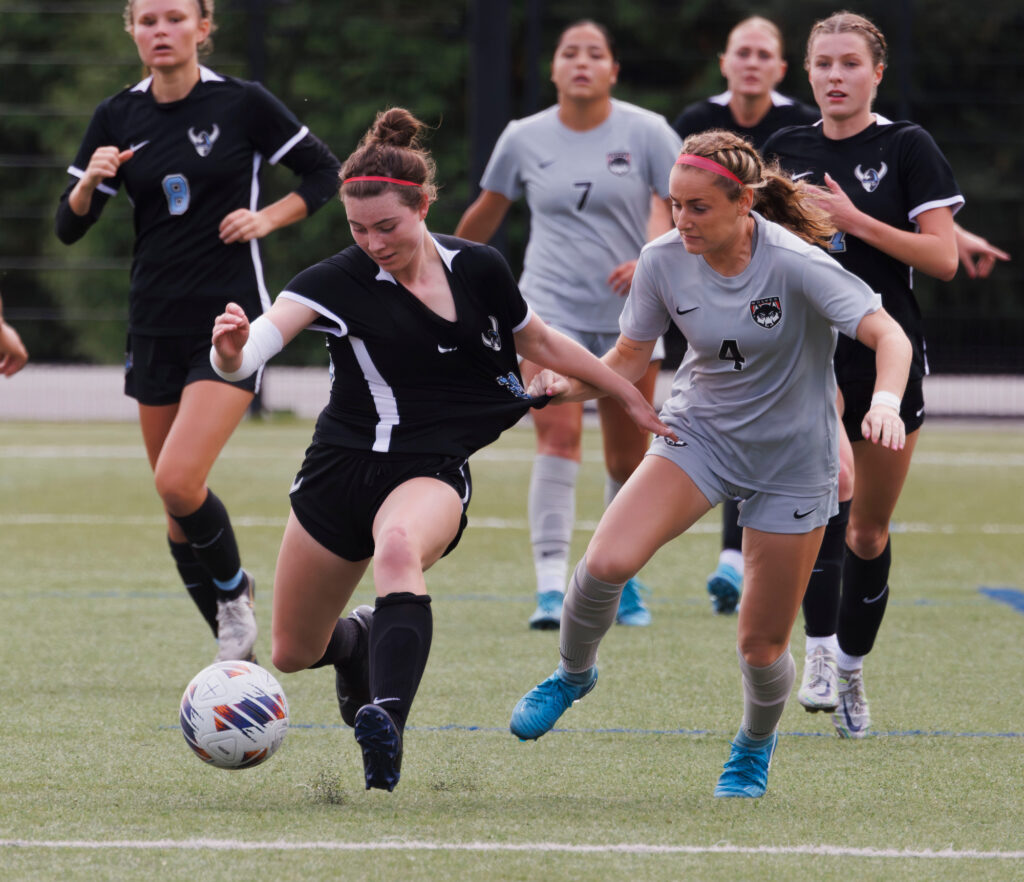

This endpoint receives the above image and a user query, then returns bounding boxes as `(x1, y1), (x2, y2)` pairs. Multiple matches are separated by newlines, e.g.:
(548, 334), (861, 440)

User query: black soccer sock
(802, 500), (850, 637)
(837, 537), (892, 657)
(170, 489), (245, 598)
(721, 497), (743, 553)
(168, 537), (218, 636)
(367, 593), (433, 732)
(308, 616), (363, 669)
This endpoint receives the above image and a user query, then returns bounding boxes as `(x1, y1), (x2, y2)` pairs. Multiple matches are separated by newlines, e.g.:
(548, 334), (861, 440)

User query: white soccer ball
(179, 660), (289, 770)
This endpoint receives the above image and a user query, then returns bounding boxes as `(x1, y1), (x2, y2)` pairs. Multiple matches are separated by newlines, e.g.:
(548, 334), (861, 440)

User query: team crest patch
(496, 372), (530, 400)
(607, 152), (631, 175)
(188, 124), (221, 157)
(750, 297), (782, 329)
(854, 162), (887, 193)
(481, 315), (502, 351)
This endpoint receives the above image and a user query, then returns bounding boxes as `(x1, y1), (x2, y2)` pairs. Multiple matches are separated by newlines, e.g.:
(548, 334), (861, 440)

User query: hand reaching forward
(211, 302), (250, 372)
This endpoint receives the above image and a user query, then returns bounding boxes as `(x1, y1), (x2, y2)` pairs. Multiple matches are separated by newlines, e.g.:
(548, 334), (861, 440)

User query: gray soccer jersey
(480, 99), (681, 334)
(620, 212), (883, 495)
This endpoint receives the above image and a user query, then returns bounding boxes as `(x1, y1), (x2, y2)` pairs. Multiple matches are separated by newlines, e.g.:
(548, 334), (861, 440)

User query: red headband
(342, 175), (422, 188)
(675, 154), (743, 185)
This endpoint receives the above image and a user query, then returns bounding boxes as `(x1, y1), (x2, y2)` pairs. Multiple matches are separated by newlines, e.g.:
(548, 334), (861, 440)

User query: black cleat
(334, 605), (373, 728)
(353, 704), (403, 792)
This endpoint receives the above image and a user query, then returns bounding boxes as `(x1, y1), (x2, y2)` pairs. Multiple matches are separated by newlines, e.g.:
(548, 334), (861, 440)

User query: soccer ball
(179, 660), (289, 770)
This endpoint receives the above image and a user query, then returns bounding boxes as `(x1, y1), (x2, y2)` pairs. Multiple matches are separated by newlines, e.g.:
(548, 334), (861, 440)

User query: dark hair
(123, 0), (217, 59)
(339, 108), (438, 208)
(805, 11), (888, 70)
(555, 19), (618, 63)
(678, 130), (835, 248)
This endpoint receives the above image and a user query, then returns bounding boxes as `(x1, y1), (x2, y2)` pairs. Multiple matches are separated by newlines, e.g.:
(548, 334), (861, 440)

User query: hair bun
(370, 108), (421, 149)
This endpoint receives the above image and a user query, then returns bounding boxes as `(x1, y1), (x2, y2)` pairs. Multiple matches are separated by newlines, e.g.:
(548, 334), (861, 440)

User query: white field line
(2, 513), (1023, 535)
(2, 445), (1024, 468)
(1, 512), (1023, 536)
(0, 838), (1021, 860)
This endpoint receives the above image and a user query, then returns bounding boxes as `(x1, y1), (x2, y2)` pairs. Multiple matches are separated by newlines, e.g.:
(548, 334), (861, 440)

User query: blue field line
(979, 586), (1024, 614)
(163, 722), (1024, 739)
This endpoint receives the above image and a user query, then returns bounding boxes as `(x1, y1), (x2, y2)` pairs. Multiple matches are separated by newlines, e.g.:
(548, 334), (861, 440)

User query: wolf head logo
(188, 125), (220, 157)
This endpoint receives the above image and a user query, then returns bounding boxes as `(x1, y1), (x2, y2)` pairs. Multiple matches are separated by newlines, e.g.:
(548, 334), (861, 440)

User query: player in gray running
(508, 129), (912, 799)
(456, 20), (681, 629)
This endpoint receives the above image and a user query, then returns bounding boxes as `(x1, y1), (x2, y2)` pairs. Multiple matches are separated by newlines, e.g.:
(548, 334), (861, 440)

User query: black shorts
(124, 332), (260, 406)
(840, 376), (925, 441)
(288, 442), (472, 562)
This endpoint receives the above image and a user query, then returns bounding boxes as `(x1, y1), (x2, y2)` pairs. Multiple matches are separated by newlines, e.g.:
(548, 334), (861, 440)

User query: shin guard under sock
(170, 490), (244, 597)
(560, 558), (624, 673)
(838, 538), (891, 657)
(802, 499), (850, 637)
(368, 593), (432, 731)
(168, 537), (218, 636)
(738, 647), (796, 740)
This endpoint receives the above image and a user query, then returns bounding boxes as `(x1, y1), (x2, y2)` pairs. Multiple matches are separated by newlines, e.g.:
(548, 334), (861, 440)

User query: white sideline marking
(2, 445), (1024, 468)
(0, 838), (1021, 860)
(1, 513), (1023, 536)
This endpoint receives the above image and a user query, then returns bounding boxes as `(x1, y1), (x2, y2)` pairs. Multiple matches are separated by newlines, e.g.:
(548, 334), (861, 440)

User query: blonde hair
(340, 108), (438, 208)
(679, 130), (835, 248)
(725, 16), (785, 58)
(123, 0), (217, 58)
(805, 11), (887, 70)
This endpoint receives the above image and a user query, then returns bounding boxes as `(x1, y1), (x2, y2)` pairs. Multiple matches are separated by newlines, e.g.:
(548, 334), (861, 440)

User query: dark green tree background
(1, 0), (1020, 371)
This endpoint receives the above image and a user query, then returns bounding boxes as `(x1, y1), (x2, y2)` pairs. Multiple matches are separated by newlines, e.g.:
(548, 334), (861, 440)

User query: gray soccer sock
(528, 454), (579, 594)
(559, 558), (625, 673)
(738, 647), (796, 739)
(604, 476), (623, 509)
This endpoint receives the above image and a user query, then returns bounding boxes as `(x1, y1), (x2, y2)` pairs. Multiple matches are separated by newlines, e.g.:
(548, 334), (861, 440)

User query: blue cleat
(528, 590), (564, 630)
(714, 731), (778, 798)
(615, 578), (652, 626)
(706, 562), (742, 615)
(510, 666), (598, 740)
(354, 704), (403, 792)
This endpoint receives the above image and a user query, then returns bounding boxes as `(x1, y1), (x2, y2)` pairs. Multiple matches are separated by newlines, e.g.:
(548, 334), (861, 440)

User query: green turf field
(1, 417), (1021, 880)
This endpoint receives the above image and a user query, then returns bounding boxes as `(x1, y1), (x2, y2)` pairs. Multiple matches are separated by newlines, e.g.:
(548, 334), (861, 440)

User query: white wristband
(870, 390), (901, 412)
(210, 314), (284, 382)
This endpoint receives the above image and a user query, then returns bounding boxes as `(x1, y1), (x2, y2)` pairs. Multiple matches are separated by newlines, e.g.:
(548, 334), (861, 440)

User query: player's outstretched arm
(515, 317), (674, 439)
(210, 298), (315, 381)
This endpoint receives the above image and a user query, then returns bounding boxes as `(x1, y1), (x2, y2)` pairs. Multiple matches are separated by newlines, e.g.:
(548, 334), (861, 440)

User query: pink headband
(342, 175), (422, 187)
(675, 154), (743, 185)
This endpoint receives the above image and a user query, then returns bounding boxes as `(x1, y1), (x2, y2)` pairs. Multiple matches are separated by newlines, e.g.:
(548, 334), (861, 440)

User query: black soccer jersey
(763, 118), (963, 383)
(278, 234), (542, 458)
(672, 91), (819, 151)
(56, 66), (340, 336)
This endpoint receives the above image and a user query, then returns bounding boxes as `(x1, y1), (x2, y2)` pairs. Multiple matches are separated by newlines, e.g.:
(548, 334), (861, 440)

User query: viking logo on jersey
(188, 125), (221, 157)
(750, 297), (782, 329)
(606, 152), (631, 175)
(481, 315), (502, 351)
(854, 163), (887, 193)
(496, 372), (530, 400)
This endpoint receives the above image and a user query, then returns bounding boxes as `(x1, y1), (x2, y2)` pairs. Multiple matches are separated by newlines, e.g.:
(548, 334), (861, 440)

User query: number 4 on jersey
(719, 339), (745, 371)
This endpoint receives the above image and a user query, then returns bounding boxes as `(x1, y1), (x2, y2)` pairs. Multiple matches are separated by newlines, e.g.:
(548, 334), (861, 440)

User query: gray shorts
(648, 435), (838, 534)
(545, 322), (666, 364)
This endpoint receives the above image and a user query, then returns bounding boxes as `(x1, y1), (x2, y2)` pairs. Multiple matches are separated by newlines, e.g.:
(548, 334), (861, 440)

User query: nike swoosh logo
(675, 306), (699, 315)
(793, 507), (817, 519)
(129, 140), (150, 153)
(915, 406), (925, 417)
(863, 585), (889, 604)
(792, 171), (814, 181)
(289, 475), (303, 493)
(539, 159), (557, 169)
(437, 344), (458, 353)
